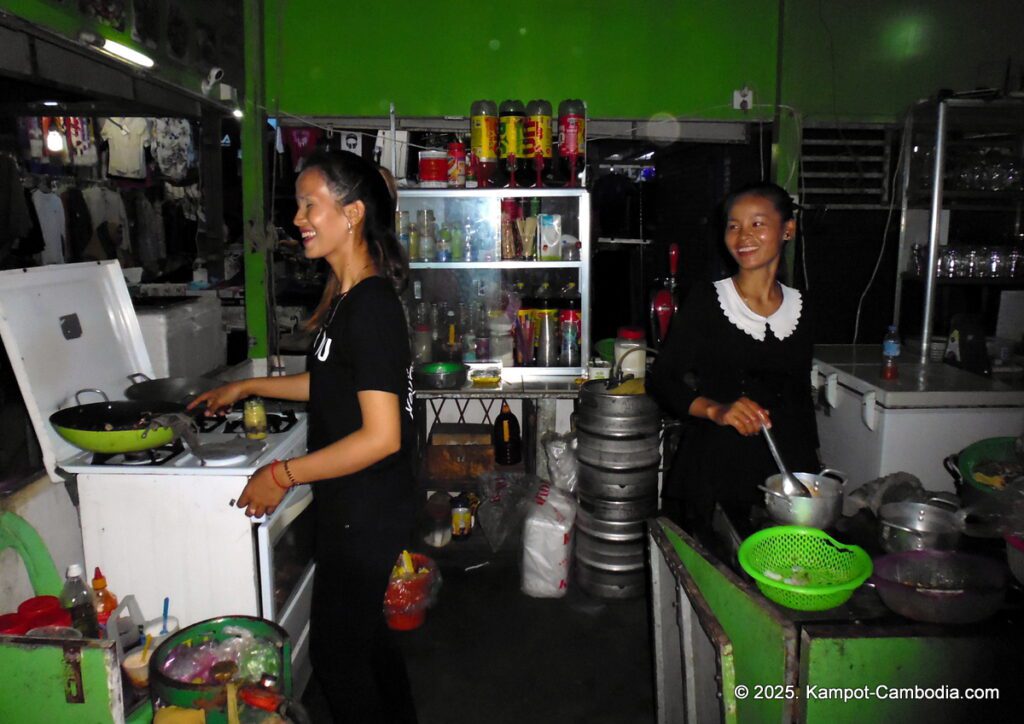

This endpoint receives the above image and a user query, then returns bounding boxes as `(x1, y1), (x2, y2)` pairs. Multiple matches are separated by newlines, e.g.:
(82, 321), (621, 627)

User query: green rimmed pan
(50, 389), (184, 453)
(944, 436), (1018, 499)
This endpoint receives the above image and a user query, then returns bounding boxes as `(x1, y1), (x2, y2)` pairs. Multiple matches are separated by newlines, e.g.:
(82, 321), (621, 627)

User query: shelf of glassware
(397, 188), (590, 379)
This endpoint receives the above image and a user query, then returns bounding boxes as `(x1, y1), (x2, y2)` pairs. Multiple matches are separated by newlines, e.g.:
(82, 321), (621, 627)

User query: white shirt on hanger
(31, 187), (66, 265)
(101, 117), (150, 179)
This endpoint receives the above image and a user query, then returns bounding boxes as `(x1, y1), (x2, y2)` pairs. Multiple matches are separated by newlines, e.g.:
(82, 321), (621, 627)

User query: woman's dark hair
(722, 182), (796, 223)
(303, 150), (408, 329)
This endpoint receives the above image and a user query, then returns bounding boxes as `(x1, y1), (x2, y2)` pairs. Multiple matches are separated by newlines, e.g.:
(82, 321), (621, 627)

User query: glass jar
(412, 324), (432, 364)
(243, 397), (268, 440)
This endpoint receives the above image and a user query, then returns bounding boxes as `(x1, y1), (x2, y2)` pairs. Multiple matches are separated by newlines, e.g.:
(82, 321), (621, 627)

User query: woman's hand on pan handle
(708, 397), (770, 436)
(187, 381), (249, 415)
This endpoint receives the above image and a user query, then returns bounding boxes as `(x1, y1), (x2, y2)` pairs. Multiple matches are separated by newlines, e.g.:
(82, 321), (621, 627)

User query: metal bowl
(413, 362), (469, 390)
(762, 469), (846, 529)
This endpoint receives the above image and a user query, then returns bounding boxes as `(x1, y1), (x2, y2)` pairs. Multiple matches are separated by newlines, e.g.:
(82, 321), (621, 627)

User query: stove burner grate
(92, 440), (184, 466)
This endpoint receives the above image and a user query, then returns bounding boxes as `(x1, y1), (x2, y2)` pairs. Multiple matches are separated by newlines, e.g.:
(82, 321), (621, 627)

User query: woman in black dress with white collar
(647, 183), (819, 537)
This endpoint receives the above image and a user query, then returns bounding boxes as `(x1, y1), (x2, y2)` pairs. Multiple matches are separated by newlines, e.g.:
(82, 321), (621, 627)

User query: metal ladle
(761, 423), (812, 498)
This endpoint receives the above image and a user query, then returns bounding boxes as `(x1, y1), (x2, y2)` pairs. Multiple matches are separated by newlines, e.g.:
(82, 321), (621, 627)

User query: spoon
(761, 423), (812, 498)
(141, 634), (153, 663)
(160, 597), (170, 635)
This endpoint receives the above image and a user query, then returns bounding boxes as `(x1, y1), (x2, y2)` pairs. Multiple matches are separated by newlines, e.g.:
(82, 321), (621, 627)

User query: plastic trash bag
(383, 552), (442, 621)
(544, 432), (578, 493)
(521, 482), (578, 598)
(477, 472), (534, 552)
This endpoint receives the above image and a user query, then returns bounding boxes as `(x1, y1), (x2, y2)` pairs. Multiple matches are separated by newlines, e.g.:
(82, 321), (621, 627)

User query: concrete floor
(304, 541), (656, 723)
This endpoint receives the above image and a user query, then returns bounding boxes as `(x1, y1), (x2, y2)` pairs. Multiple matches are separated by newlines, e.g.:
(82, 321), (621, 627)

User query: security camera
(201, 67), (224, 95)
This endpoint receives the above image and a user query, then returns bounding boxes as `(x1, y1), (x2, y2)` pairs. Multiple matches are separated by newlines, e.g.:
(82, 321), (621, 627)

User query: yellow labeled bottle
(492, 401), (522, 465)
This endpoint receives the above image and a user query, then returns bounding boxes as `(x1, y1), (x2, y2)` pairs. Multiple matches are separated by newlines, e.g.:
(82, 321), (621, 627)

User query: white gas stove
(0, 262), (314, 694)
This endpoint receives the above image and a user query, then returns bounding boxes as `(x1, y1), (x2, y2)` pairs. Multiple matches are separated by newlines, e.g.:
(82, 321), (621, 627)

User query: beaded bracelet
(270, 460), (290, 490)
(283, 459), (299, 486)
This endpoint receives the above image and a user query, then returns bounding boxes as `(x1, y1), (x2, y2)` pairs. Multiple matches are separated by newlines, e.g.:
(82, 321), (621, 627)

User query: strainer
(738, 526), (872, 611)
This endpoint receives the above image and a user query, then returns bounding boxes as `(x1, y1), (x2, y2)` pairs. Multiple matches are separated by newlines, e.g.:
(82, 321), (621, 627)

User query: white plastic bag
(544, 432), (578, 493)
(477, 472), (533, 552)
(521, 482), (578, 598)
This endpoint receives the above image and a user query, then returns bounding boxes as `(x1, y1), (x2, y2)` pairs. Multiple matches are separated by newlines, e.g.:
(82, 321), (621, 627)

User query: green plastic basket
(738, 526), (873, 611)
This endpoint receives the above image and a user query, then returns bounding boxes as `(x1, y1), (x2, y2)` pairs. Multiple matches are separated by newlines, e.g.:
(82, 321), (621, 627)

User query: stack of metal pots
(574, 379), (661, 598)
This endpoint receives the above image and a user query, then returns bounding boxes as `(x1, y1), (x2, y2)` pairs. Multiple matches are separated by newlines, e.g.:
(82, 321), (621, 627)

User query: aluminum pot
(878, 499), (963, 553)
(761, 468), (846, 529)
(576, 379), (660, 438)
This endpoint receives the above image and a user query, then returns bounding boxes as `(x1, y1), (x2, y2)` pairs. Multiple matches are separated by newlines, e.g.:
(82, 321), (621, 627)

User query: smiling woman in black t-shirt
(190, 150), (417, 722)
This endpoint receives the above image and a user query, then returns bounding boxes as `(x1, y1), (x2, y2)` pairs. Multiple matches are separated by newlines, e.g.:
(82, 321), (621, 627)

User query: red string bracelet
(270, 460), (290, 490)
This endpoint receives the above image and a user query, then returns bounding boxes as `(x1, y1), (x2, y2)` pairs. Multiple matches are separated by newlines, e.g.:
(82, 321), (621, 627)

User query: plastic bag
(521, 482), (578, 598)
(476, 472), (534, 552)
(383, 552), (442, 619)
(544, 432), (578, 493)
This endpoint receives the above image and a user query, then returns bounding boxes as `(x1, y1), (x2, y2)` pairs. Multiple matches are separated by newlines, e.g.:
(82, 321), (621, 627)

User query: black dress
(306, 275), (418, 722)
(647, 279), (819, 532)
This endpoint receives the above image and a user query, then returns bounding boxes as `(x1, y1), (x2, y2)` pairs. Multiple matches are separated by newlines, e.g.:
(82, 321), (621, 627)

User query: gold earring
(347, 221), (352, 231)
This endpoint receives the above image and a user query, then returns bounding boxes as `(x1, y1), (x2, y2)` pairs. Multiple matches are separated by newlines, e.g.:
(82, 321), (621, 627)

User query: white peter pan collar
(714, 278), (803, 342)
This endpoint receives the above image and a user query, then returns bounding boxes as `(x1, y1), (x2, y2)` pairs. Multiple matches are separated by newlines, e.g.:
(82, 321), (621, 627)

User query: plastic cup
(122, 649), (151, 689)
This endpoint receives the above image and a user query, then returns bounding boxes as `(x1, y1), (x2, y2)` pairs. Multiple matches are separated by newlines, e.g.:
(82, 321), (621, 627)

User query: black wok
(124, 373), (222, 406)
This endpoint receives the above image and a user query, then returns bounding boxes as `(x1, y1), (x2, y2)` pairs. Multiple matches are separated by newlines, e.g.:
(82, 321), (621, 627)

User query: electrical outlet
(733, 87), (753, 111)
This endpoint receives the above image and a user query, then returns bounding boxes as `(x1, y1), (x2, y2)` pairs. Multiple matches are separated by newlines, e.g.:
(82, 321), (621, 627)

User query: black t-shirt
(306, 276), (416, 529)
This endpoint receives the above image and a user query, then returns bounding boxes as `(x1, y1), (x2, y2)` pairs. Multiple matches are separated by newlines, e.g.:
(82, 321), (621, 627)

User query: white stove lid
(0, 261), (154, 481)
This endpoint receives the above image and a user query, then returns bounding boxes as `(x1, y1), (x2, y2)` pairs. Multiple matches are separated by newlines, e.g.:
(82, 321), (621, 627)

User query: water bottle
(881, 325), (901, 380)
(61, 563), (100, 638)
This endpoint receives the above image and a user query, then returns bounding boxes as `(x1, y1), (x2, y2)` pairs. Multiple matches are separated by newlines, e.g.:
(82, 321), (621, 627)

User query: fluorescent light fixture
(46, 128), (65, 152)
(232, 108), (244, 119)
(42, 101), (60, 107)
(79, 31), (154, 68)
(100, 38), (155, 68)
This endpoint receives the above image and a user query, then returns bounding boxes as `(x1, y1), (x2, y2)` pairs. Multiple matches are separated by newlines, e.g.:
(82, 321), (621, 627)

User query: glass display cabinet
(397, 188), (591, 378)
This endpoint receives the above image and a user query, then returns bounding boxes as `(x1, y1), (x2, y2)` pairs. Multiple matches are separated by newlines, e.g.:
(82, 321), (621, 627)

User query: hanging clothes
(66, 117), (99, 167)
(101, 117), (151, 179)
(82, 186), (131, 255)
(151, 118), (194, 181)
(132, 191), (166, 265)
(30, 187), (66, 265)
(281, 126), (323, 172)
(0, 156), (32, 253)
(163, 182), (203, 223)
(18, 188), (45, 257)
(61, 186), (94, 263)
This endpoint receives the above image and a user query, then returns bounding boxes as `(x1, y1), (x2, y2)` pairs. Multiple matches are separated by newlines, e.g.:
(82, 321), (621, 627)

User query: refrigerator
(813, 345), (1024, 497)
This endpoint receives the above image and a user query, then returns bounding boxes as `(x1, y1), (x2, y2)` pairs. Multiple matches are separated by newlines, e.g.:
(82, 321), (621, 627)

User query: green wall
(264, 0), (779, 121)
(266, 0), (1024, 126)
(781, 0), (1024, 123)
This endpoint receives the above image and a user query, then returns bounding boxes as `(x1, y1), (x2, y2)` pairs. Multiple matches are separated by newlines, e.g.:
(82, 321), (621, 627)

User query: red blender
(649, 243), (680, 347)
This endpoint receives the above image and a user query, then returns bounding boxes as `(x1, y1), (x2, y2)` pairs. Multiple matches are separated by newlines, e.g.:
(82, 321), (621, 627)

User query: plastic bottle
(614, 326), (647, 380)
(524, 99), (553, 187)
(91, 567), (118, 632)
(881, 325), (901, 380)
(61, 563), (100, 638)
(493, 401), (523, 465)
(555, 99), (587, 187)
(451, 493), (473, 540)
(469, 100), (499, 188)
(497, 99), (526, 187)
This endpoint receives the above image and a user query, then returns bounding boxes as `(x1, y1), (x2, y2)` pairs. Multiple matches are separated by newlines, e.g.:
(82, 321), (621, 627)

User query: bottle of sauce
(555, 99), (586, 187)
(493, 401), (523, 465)
(451, 493), (473, 540)
(61, 563), (100, 638)
(243, 397), (268, 440)
(91, 567), (118, 633)
(470, 100), (499, 188)
(524, 99), (553, 187)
